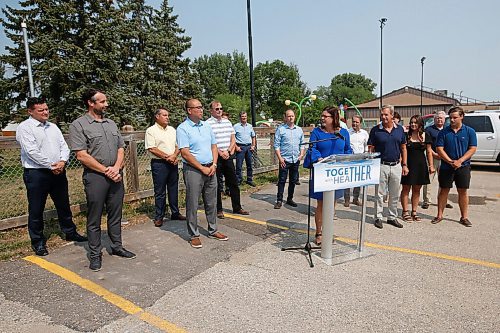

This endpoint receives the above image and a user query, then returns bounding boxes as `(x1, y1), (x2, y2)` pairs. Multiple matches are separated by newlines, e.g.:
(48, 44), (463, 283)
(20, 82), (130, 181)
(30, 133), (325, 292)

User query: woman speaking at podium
(304, 106), (352, 245)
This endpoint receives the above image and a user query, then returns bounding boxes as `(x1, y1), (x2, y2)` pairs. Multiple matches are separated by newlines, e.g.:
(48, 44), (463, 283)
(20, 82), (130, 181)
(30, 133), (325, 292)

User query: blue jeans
(276, 161), (299, 202)
(235, 144), (253, 184)
(151, 159), (180, 220)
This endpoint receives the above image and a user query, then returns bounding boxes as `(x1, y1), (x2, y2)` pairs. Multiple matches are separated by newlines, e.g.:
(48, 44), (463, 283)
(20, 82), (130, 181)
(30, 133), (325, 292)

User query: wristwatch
(401, 163), (407, 167)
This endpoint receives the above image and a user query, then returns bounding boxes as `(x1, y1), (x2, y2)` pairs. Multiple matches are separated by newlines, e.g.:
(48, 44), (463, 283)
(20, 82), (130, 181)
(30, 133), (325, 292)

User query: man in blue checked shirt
(273, 109), (305, 209)
(234, 111), (257, 187)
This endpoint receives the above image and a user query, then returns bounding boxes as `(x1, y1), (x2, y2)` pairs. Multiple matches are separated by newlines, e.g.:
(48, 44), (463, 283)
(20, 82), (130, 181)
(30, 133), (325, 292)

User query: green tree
(192, 51), (249, 102)
(253, 60), (308, 121)
(0, 0), (197, 129)
(115, 0), (199, 127)
(213, 93), (250, 123)
(0, 62), (14, 128)
(327, 73), (377, 106)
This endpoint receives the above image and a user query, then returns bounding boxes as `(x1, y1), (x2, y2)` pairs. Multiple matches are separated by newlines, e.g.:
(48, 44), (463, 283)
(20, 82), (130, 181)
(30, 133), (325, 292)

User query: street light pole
(420, 56), (426, 116)
(21, 21), (35, 97)
(379, 18), (387, 109)
(246, 0), (256, 127)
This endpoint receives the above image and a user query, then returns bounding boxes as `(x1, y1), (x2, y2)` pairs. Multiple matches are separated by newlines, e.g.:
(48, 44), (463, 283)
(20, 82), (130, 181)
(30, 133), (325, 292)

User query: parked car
(462, 111), (500, 163)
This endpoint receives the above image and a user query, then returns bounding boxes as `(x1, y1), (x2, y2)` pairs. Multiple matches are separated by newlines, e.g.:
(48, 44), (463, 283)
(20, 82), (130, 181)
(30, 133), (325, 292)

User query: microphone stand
(281, 136), (338, 268)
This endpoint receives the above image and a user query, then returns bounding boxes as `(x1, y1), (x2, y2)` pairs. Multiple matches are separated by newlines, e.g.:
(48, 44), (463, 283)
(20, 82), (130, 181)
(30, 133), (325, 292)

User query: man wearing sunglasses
(206, 101), (250, 219)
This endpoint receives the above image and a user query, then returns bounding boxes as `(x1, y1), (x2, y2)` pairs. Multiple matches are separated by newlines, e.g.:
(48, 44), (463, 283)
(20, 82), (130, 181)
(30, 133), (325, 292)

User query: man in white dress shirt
(16, 97), (87, 256)
(344, 114), (369, 207)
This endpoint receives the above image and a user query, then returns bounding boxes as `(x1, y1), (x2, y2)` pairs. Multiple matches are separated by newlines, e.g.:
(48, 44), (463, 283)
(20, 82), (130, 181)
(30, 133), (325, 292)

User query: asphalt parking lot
(0, 163), (498, 333)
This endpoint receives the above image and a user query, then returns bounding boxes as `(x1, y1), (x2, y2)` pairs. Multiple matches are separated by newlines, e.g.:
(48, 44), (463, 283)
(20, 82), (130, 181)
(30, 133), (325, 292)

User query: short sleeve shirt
(176, 117), (217, 165)
(233, 122), (255, 145)
(436, 124), (477, 170)
(206, 117), (234, 151)
(69, 113), (125, 167)
(144, 123), (177, 159)
(367, 123), (406, 162)
(425, 125), (442, 151)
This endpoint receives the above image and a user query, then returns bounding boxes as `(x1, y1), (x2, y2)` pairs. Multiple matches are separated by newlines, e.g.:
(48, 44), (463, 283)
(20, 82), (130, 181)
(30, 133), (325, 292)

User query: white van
(462, 110), (500, 163)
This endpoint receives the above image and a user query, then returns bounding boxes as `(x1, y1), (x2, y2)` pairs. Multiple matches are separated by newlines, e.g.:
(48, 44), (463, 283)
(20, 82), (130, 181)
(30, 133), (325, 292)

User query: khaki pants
(375, 164), (402, 220)
(423, 159), (441, 204)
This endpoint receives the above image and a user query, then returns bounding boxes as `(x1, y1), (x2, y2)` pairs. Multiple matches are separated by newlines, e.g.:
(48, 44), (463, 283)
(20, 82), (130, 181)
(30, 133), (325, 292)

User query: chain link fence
(0, 128), (291, 230)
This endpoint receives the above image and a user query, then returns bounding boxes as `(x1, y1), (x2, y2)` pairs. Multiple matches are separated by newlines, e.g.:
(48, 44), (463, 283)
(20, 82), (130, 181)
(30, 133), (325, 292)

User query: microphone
(333, 130), (345, 141)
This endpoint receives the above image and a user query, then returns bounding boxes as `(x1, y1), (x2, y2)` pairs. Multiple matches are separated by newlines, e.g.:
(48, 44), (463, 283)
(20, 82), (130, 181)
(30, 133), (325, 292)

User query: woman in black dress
(400, 115), (435, 222)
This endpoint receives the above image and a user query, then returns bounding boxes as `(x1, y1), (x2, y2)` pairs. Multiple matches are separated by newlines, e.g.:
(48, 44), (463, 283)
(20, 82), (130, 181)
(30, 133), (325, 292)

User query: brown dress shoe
(190, 237), (202, 248)
(233, 209), (249, 215)
(353, 199), (362, 206)
(154, 219), (163, 227)
(208, 232), (228, 241)
(171, 214), (186, 221)
(217, 211), (225, 219)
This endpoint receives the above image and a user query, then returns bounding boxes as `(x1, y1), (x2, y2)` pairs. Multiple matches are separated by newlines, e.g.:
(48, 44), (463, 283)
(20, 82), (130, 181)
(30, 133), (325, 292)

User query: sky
(1, 0), (499, 102)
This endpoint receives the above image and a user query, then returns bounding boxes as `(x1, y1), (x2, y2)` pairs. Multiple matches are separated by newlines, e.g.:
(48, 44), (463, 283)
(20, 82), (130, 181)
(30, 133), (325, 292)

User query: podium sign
(313, 158), (380, 193)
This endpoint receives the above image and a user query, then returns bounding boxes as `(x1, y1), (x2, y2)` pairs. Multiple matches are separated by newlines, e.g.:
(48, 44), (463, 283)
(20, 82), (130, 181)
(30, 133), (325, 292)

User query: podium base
(314, 248), (374, 266)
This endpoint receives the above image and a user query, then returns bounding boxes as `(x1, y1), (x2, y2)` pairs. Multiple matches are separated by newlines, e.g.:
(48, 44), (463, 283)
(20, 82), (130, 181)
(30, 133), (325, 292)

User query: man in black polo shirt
(368, 105), (409, 229)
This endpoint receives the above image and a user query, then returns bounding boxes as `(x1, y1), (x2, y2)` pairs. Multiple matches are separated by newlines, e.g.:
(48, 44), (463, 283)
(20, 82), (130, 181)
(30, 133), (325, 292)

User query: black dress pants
(216, 157), (242, 212)
(23, 168), (77, 247)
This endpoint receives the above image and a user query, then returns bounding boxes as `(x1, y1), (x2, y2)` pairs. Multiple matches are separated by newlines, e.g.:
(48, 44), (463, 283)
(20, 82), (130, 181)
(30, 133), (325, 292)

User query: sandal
(402, 210), (412, 222)
(314, 233), (322, 246)
(431, 216), (443, 224)
(411, 210), (421, 222)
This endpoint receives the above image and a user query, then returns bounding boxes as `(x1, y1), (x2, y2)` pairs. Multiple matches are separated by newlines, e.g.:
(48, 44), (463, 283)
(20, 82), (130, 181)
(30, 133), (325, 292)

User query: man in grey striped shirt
(206, 101), (250, 219)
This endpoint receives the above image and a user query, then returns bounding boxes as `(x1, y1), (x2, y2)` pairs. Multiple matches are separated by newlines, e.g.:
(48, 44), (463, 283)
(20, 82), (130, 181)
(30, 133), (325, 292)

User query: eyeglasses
(321, 115), (333, 118)
(214, 107), (223, 111)
(188, 105), (203, 110)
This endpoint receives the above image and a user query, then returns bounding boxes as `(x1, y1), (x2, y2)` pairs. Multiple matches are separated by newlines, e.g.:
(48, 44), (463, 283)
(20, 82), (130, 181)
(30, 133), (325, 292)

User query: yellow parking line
(223, 212), (500, 269)
(23, 255), (187, 333)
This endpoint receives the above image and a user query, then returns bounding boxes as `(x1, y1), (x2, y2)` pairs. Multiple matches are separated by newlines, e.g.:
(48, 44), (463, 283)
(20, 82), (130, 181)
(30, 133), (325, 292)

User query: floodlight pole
(420, 56), (426, 116)
(21, 21), (35, 97)
(379, 18), (387, 108)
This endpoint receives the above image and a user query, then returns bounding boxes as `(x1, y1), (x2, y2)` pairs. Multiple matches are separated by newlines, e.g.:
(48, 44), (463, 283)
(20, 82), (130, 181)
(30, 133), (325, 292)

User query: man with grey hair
(422, 110), (452, 209)
(145, 108), (186, 228)
(368, 105), (408, 229)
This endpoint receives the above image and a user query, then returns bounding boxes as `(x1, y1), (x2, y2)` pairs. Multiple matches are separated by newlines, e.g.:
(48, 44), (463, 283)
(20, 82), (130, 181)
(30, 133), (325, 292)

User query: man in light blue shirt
(16, 97), (87, 256)
(234, 111), (257, 186)
(177, 98), (228, 248)
(273, 109), (305, 209)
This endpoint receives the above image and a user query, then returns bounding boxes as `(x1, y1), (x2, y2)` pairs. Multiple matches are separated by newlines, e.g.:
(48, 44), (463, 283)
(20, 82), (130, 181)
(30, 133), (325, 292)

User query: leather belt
(201, 162), (213, 167)
(381, 161), (399, 166)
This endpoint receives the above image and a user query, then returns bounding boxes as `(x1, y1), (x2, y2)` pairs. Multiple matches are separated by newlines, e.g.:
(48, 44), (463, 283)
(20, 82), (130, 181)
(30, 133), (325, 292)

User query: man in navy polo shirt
(432, 107), (477, 227)
(368, 105), (409, 229)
